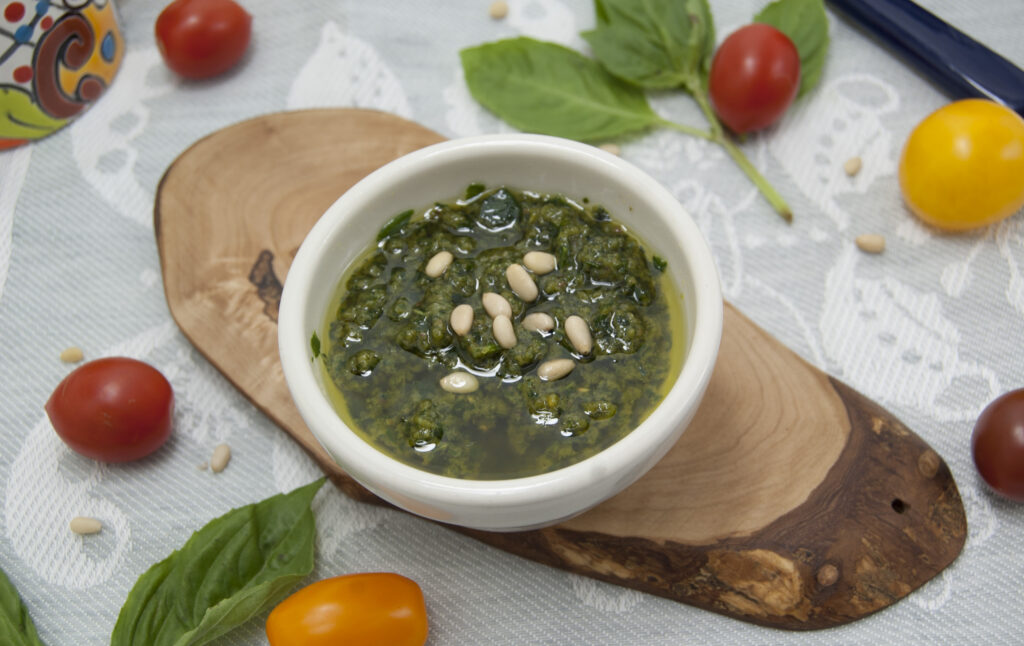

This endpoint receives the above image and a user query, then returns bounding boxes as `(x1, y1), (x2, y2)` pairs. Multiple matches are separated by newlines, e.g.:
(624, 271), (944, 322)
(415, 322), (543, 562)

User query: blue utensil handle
(827, 0), (1024, 115)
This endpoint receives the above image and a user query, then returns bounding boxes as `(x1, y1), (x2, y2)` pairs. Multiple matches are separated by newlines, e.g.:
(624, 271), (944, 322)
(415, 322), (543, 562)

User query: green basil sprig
(756, 0), (830, 97)
(582, 0), (716, 90)
(461, 0), (830, 222)
(0, 567), (45, 646)
(111, 478), (325, 646)
(460, 38), (663, 142)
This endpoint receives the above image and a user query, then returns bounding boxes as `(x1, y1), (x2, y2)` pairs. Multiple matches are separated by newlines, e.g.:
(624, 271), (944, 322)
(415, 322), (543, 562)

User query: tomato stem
(678, 84), (793, 223)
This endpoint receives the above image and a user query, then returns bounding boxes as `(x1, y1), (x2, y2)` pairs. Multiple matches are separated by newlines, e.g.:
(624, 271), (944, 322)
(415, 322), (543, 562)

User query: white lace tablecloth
(2, 0), (1022, 643)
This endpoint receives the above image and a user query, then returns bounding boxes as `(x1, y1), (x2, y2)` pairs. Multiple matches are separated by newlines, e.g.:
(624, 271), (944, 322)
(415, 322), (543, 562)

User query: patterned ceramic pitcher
(0, 0), (122, 149)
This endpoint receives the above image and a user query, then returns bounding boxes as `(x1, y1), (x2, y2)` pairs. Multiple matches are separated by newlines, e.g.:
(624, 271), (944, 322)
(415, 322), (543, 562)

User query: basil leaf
(460, 37), (662, 142)
(755, 0), (829, 96)
(464, 183), (486, 200)
(377, 209), (414, 241)
(582, 0), (716, 90)
(0, 568), (44, 646)
(111, 479), (325, 646)
(310, 331), (321, 358)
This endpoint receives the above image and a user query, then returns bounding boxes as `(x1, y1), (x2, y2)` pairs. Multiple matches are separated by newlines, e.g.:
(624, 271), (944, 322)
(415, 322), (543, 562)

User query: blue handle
(827, 0), (1024, 115)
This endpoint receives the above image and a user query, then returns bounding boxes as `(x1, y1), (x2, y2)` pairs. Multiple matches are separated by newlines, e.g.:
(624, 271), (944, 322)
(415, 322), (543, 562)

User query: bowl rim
(279, 133), (723, 511)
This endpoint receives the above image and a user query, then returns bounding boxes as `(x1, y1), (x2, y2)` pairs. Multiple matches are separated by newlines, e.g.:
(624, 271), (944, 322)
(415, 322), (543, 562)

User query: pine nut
(69, 516), (102, 535)
(522, 251), (556, 275)
(522, 312), (555, 333)
(538, 359), (575, 381)
(450, 304), (474, 336)
(489, 0), (508, 19)
(493, 315), (517, 349)
(60, 346), (84, 363)
(844, 156), (862, 176)
(440, 371), (479, 394)
(424, 250), (454, 278)
(599, 143), (621, 156)
(855, 234), (885, 254)
(482, 292), (512, 319)
(210, 443), (232, 473)
(565, 315), (593, 355)
(506, 264), (538, 302)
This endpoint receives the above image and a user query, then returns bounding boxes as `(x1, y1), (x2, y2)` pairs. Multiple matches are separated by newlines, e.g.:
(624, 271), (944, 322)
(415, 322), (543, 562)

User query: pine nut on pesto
(522, 312), (555, 333)
(319, 185), (685, 479)
(522, 251), (557, 275)
(564, 315), (593, 355)
(482, 292), (512, 319)
(449, 303), (474, 336)
(506, 263), (539, 302)
(492, 314), (517, 349)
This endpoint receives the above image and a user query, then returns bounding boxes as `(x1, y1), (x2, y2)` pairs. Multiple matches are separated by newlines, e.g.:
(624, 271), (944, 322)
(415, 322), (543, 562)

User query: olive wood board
(155, 109), (966, 630)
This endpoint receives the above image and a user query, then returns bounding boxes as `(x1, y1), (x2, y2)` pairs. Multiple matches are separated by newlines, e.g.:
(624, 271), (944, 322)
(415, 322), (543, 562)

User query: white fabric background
(1, 0), (1023, 643)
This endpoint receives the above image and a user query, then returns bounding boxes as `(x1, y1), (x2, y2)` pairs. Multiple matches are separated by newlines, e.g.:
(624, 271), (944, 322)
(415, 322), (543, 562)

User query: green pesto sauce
(320, 186), (685, 480)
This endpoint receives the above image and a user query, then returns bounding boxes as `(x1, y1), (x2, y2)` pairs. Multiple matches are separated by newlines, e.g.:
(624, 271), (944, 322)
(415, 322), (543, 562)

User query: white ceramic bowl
(279, 134), (722, 532)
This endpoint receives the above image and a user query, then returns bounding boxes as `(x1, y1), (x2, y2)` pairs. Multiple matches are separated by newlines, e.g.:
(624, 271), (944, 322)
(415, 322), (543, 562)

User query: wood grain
(155, 109), (967, 629)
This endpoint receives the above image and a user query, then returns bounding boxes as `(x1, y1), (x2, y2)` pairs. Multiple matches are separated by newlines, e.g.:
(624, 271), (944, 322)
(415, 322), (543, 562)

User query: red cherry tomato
(45, 357), (174, 462)
(155, 0), (252, 80)
(708, 23), (801, 134)
(972, 388), (1024, 501)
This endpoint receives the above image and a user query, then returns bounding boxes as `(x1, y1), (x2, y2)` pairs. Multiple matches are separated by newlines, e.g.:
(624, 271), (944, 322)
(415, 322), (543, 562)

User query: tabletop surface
(2, 0), (1023, 643)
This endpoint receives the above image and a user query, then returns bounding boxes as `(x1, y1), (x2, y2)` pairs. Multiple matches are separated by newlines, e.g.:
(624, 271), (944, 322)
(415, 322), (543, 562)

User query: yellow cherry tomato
(266, 573), (428, 646)
(899, 98), (1024, 231)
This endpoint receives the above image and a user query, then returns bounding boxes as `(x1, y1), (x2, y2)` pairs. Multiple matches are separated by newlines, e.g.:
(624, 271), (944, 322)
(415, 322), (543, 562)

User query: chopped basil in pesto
(321, 186), (684, 479)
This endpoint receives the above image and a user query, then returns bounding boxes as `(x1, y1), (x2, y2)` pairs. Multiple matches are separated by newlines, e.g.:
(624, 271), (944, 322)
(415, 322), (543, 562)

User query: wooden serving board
(155, 109), (966, 630)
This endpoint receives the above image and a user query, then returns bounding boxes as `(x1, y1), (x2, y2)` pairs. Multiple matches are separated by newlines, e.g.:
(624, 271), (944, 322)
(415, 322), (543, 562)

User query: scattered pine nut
(69, 516), (102, 535)
(565, 315), (593, 355)
(855, 234), (885, 254)
(440, 371), (480, 394)
(210, 443), (232, 473)
(843, 156), (862, 176)
(482, 292), (512, 319)
(197, 462), (209, 471)
(599, 143), (621, 156)
(522, 312), (555, 333)
(450, 304), (474, 336)
(522, 251), (556, 275)
(506, 264), (539, 302)
(424, 251), (454, 278)
(489, 0), (509, 19)
(493, 315), (517, 349)
(60, 346), (84, 363)
(538, 358), (575, 381)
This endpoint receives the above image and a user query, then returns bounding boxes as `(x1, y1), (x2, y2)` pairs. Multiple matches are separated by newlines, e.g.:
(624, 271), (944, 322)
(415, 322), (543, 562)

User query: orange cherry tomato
(899, 99), (1024, 231)
(266, 573), (428, 646)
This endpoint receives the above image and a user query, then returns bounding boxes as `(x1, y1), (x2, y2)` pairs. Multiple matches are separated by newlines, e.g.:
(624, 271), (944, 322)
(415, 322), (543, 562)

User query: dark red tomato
(45, 358), (174, 462)
(708, 23), (800, 134)
(972, 389), (1024, 501)
(155, 0), (252, 80)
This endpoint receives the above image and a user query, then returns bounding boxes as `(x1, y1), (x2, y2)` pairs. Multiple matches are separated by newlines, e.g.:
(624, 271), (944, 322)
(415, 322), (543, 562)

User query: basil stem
(673, 81), (793, 222)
